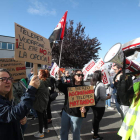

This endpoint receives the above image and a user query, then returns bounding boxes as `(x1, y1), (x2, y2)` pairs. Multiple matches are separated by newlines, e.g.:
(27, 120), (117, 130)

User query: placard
(68, 86), (95, 108)
(0, 58), (26, 80)
(15, 23), (52, 65)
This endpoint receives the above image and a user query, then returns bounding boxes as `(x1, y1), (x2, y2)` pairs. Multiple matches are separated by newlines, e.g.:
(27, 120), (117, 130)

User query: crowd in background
(0, 64), (140, 140)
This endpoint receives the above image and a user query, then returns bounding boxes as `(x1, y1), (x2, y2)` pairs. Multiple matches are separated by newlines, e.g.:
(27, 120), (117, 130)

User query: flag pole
(58, 39), (64, 68)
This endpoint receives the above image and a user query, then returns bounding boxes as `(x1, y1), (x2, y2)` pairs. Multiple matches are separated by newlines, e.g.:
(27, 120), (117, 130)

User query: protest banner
(14, 23), (52, 74)
(68, 85), (95, 108)
(82, 59), (95, 81)
(50, 62), (59, 78)
(0, 58), (26, 80)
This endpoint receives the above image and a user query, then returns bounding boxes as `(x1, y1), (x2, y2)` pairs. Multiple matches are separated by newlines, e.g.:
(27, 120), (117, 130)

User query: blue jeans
(112, 93), (121, 114)
(61, 110), (83, 140)
(106, 95), (111, 107)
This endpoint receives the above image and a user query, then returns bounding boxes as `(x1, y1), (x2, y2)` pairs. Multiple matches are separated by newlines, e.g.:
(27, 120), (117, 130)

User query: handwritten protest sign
(0, 58), (26, 80)
(50, 62), (59, 78)
(14, 23), (52, 66)
(68, 86), (95, 108)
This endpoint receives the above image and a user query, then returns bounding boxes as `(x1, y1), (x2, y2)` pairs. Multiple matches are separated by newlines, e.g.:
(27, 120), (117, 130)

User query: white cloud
(27, 0), (56, 16)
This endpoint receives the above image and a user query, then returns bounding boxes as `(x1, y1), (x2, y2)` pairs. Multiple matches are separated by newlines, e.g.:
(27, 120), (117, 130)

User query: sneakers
(91, 129), (94, 134)
(105, 105), (108, 108)
(92, 134), (103, 140)
(107, 107), (115, 110)
(34, 132), (44, 138)
(43, 128), (49, 133)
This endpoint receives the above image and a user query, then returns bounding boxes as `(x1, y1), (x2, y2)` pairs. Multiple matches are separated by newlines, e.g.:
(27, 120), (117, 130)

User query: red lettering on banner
(85, 61), (95, 71)
(69, 90), (94, 96)
(102, 71), (108, 84)
(70, 99), (95, 107)
(40, 48), (47, 55)
(16, 66), (26, 71)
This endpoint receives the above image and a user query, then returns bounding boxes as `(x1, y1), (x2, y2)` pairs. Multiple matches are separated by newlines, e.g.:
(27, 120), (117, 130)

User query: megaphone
(104, 43), (140, 73)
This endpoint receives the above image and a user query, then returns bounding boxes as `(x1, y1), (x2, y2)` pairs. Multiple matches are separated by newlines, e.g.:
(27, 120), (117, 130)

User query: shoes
(34, 132), (44, 138)
(92, 134), (103, 140)
(31, 117), (37, 120)
(105, 105), (108, 108)
(43, 128), (49, 133)
(48, 120), (52, 124)
(107, 107), (115, 110)
(91, 129), (94, 134)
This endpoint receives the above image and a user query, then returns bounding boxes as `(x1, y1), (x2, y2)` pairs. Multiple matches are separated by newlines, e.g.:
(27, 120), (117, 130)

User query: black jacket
(116, 75), (133, 106)
(56, 80), (89, 118)
(33, 80), (50, 113)
(0, 86), (37, 140)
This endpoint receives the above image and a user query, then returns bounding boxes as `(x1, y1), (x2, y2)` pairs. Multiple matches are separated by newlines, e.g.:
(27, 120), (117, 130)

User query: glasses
(75, 74), (84, 77)
(0, 77), (13, 83)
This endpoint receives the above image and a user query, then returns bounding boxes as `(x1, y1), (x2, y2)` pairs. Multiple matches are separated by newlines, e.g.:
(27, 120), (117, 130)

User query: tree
(52, 20), (101, 69)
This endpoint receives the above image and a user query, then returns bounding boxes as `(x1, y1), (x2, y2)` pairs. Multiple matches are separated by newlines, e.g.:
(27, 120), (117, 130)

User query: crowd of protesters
(0, 64), (139, 140)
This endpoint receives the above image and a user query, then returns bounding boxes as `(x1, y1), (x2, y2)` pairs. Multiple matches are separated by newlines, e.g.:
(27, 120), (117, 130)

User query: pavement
(24, 94), (122, 140)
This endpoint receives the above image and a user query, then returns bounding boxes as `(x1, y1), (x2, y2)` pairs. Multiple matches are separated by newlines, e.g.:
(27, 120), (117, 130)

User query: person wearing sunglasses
(56, 69), (89, 140)
(0, 68), (40, 140)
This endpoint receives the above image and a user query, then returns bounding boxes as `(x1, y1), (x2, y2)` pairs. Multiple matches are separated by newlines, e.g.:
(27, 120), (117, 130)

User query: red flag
(49, 11), (68, 43)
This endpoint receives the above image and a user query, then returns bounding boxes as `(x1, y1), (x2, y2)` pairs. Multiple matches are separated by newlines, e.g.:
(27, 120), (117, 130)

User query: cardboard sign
(68, 86), (95, 108)
(0, 58), (26, 80)
(15, 23), (52, 65)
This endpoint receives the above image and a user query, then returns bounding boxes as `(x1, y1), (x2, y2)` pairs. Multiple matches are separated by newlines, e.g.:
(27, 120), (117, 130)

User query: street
(24, 94), (122, 140)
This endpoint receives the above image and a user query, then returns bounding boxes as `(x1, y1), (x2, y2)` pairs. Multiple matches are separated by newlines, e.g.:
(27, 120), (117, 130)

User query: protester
(90, 70), (111, 140)
(0, 68), (40, 140)
(63, 70), (71, 84)
(33, 69), (50, 138)
(56, 69), (89, 140)
(46, 70), (56, 124)
(118, 80), (140, 139)
(28, 68), (33, 84)
(113, 64), (134, 120)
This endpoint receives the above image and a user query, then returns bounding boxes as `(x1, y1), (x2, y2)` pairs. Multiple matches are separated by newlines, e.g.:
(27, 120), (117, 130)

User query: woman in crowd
(91, 70), (111, 140)
(45, 70), (56, 124)
(0, 68), (40, 140)
(33, 69), (50, 138)
(56, 69), (89, 140)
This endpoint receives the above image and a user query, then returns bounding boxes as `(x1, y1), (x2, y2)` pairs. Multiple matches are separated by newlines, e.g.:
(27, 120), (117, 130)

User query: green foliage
(52, 20), (101, 69)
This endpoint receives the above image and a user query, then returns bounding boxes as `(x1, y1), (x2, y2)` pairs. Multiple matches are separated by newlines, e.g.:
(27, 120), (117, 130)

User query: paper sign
(50, 62), (59, 77)
(0, 58), (26, 80)
(82, 59), (95, 81)
(14, 23), (52, 65)
(102, 69), (110, 85)
(91, 58), (105, 73)
(68, 86), (95, 108)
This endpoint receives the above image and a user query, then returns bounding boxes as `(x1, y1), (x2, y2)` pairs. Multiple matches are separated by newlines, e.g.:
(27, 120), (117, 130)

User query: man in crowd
(113, 64), (134, 120)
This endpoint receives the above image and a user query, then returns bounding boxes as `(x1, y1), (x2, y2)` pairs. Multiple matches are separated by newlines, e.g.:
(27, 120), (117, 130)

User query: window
(26, 62), (33, 68)
(2, 42), (7, 49)
(8, 43), (12, 50)
(0, 42), (1, 49)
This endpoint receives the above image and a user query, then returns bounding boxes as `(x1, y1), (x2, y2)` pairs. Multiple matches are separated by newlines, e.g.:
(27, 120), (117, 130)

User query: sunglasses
(0, 77), (13, 83)
(75, 74), (84, 77)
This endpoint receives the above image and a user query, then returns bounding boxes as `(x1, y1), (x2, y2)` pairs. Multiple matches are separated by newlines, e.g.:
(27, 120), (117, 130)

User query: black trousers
(91, 106), (105, 136)
(36, 110), (48, 133)
(47, 100), (52, 119)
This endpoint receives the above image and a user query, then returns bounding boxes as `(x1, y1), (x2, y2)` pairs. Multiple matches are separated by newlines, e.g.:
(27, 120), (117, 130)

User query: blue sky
(1, 0), (140, 63)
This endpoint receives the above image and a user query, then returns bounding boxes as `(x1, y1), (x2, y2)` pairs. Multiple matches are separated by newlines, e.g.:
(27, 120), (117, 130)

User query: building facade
(0, 35), (42, 77)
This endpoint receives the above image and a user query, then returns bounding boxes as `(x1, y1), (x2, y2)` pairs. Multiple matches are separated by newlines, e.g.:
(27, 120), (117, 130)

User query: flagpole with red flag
(49, 11), (68, 67)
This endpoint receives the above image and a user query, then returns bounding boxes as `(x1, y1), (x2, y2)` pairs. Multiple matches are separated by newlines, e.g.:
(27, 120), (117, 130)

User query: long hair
(71, 70), (84, 86)
(45, 69), (50, 78)
(91, 70), (102, 86)
(39, 69), (48, 81)
(0, 68), (13, 101)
